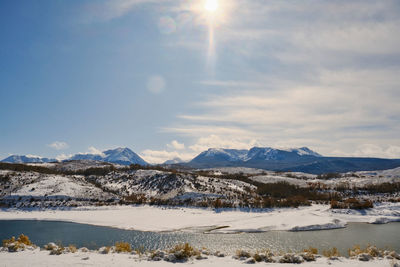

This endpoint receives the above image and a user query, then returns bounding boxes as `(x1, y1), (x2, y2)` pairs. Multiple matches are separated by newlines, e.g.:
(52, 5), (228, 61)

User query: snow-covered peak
(191, 146), (322, 164)
(163, 157), (185, 165)
(69, 147), (148, 166)
(201, 148), (248, 161)
(1, 155), (57, 164)
(203, 148), (226, 156)
(103, 147), (147, 165)
(284, 147), (322, 157)
(245, 147), (278, 160)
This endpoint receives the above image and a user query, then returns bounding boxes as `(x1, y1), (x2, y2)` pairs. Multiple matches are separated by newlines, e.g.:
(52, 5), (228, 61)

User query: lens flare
(205, 0), (218, 12)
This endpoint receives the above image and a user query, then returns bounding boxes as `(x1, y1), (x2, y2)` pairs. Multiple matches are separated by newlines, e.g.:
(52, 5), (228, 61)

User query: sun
(204, 0), (219, 13)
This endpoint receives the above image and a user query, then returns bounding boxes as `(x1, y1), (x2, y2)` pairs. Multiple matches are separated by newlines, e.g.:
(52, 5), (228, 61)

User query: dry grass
(322, 247), (340, 257)
(68, 244), (77, 253)
(2, 236), (16, 247)
(348, 245), (383, 258)
(115, 242), (132, 253)
(103, 246), (111, 254)
(134, 245), (146, 255)
(236, 249), (251, 258)
(303, 246), (318, 255)
(2, 234), (33, 251)
(169, 243), (199, 260)
(17, 234), (32, 246)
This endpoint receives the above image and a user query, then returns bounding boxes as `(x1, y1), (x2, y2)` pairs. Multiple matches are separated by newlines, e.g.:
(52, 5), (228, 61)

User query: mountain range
(186, 147), (400, 174)
(1, 155), (57, 164)
(2, 146), (400, 174)
(1, 147), (147, 166)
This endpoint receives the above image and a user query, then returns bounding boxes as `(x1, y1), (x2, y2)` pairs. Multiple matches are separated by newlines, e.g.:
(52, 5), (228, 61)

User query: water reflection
(1, 220), (399, 256)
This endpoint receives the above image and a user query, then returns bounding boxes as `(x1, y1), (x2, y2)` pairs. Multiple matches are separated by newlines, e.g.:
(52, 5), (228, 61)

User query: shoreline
(1, 203), (399, 233)
(0, 247), (398, 267)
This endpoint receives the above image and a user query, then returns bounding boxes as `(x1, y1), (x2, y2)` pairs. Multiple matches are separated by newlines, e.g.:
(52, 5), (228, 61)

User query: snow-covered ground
(1, 203), (399, 233)
(2, 163), (399, 209)
(212, 166), (400, 187)
(0, 249), (396, 267)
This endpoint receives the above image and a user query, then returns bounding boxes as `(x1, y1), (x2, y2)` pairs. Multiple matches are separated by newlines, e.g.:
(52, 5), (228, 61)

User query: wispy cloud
(55, 153), (73, 161)
(78, 0), (400, 159)
(48, 141), (69, 150)
(140, 149), (194, 164)
(140, 135), (259, 163)
(166, 140), (185, 150)
(87, 146), (105, 156)
(83, 0), (172, 22)
(156, 1), (400, 158)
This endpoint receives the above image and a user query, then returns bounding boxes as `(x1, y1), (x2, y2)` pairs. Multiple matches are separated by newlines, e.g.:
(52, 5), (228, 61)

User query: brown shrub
(322, 247), (340, 257)
(331, 198), (373, 209)
(115, 242), (132, 253)
(303, 246), (318, 255)
(169, 243), (199, 260)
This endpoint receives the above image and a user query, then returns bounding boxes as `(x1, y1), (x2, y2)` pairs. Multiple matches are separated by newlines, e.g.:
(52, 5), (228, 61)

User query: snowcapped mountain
(188, 146), (400, 174)
(1, 155), (57, 164)
(198, 148), (248, 161)
(1, 147), (148, 166)
(103, 147), (148, 165)
(286, 147), (322, 157)
(244, 147), (322, 161)
(69, 147), (148, 166)
(163, 157), (185, 165)
(191, 146), (321, 164)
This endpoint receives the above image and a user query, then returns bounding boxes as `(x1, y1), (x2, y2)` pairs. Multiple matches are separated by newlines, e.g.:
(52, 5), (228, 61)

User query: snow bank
(1, 203), (399, 233)
(290, 219), (346, 231)
(0, 249), (395, 267)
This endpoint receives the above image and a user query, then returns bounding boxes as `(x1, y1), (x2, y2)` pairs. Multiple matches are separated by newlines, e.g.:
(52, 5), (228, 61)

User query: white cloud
(140, 149), (194, 164)
(87, 146), (105, 156)
(188, 134), (258, 153)
(83, 0), (171, 22)
(55, 153), (73, 161)
(48, 141), (69, 150)
(141, 135), (260, 163)
(166, 140), (185, 150)
(26, 154), (43, 158)
(333, 144), (400, 159)
(84, 0), (400, 158)
(164, 67), (400, 157)
(147, 75), (166, 94)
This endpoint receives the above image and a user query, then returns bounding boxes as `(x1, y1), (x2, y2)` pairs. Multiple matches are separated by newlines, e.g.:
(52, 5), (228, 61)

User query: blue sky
(1, 0), (400, 163)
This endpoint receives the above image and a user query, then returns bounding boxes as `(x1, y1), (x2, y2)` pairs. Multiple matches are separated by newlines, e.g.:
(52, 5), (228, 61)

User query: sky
(0, 0), (400, 163)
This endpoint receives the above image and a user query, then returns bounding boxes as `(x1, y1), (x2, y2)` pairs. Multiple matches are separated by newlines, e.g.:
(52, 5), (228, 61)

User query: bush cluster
(168, 243), (199, 260)
(330, 198), (373, 209)
(114, 242), (132, 253)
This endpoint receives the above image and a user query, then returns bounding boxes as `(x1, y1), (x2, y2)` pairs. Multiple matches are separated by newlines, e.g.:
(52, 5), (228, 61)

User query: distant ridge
(1, 147), (148, 166)
(163, 157), (185, 165)
(1, 155), (57, 164)
(3, 146), (400, 174)
(186, 146), (400, 174)
(190, 147), (321, 165)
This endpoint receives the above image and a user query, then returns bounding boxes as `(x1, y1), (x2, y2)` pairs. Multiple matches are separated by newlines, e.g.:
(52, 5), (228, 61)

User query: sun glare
(205, 0), (219, 12)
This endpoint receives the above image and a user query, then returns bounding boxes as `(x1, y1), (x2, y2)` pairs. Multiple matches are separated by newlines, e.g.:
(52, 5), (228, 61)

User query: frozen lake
(1, 220), (399, 256)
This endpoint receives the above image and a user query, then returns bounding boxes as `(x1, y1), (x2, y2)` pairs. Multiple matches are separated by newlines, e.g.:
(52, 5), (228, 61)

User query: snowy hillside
(0, 161), (399, 209)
